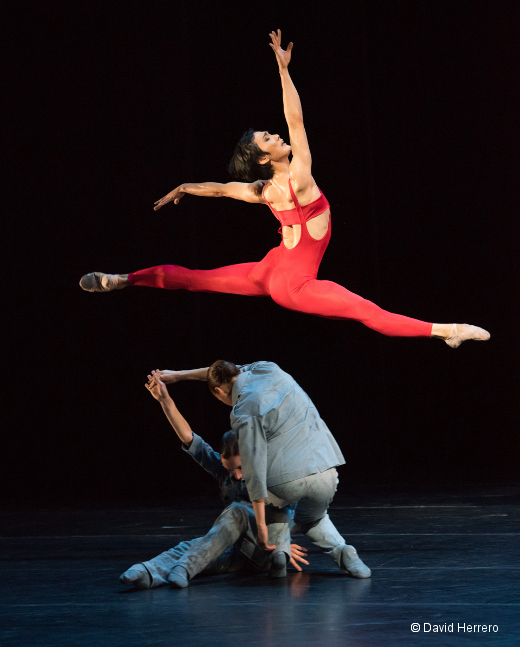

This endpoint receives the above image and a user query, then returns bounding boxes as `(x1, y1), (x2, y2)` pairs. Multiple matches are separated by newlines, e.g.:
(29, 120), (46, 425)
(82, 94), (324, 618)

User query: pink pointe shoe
(445, 324), (491, 349)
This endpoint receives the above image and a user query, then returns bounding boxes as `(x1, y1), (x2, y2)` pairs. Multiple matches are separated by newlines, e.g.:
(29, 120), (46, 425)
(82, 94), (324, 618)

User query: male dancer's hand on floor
(289, 543), (309, 572)
(256, 522), (276, 552)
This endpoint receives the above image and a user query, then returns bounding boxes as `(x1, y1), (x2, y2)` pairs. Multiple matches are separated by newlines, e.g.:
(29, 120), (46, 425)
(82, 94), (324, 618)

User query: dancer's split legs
(79, 264), (489, 346)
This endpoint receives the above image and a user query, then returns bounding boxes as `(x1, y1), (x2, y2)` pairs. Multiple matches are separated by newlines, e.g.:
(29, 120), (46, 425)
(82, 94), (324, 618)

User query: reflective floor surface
(1, 485), (519, 646)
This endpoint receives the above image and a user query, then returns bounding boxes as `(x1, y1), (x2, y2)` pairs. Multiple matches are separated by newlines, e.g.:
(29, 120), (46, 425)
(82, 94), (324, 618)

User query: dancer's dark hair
(220, 430), (239, 460)
(207, 360), (240, 393)
(227, 129), (275, 183)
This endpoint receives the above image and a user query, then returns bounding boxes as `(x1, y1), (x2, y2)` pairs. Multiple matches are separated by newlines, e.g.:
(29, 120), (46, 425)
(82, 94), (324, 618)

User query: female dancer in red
(80, 30), (489, 348)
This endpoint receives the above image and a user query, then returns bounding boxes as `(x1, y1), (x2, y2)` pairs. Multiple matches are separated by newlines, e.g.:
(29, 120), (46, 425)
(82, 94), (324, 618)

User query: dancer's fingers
(292, 543), (307, 554)
(289, 556), (302, 571)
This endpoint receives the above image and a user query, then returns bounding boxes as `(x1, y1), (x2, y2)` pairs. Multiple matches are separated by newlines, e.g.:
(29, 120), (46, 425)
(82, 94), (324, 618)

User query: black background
(5, 1), (519, 507)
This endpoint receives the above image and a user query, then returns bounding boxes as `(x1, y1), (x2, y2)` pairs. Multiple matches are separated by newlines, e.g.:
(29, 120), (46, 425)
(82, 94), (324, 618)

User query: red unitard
(128, 181), (432, 337)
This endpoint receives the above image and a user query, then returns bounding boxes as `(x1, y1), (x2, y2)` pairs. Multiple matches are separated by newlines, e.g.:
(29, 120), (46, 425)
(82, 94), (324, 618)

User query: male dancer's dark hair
(207, 360), (240, 393)
(220, 430), (239, 460)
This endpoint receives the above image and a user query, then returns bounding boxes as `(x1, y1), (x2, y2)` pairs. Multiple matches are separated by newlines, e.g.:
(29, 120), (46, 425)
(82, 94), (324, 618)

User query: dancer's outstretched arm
(145, 370), (193, 445)
(269, 30), (314, 193)
(154, 180), (265, 210)
(150, 367), (209, 384)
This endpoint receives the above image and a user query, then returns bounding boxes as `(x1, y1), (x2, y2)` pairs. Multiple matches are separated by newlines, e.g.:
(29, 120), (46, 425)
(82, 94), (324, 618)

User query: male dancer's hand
(154, 185), (186, 211)
(145, 370), (170, 401)
(257, 523), (276, 552)
(289, 543), (309, 571)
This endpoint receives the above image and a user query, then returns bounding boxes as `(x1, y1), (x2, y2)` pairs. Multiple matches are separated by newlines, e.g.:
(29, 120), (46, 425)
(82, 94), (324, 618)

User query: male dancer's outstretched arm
(153, 366), (209, 385)
(145, 370), (194, 443)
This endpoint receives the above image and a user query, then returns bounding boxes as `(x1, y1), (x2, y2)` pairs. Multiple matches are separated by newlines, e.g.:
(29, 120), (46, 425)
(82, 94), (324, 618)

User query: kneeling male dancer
(120, 372), (307, 589)
(152, 360), (371, 579)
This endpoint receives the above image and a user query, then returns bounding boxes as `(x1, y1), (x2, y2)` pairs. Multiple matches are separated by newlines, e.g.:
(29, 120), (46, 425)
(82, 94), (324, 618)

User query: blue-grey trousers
(141, 501), (285, 587)
(266, 467), (347, 568)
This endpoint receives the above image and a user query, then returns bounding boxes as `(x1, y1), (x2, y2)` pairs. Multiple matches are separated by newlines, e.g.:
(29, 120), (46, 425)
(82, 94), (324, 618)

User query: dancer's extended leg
(127, 263), (268, 297)
(270, 276), (432, 337)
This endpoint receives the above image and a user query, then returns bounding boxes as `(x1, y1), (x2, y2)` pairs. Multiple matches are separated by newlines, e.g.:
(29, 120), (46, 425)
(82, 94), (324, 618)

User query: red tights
(128, 233), (432, 337)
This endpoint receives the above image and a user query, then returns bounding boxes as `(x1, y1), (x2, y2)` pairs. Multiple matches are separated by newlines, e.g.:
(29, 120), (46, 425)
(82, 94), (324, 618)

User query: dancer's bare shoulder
(288, 174), (321, 205)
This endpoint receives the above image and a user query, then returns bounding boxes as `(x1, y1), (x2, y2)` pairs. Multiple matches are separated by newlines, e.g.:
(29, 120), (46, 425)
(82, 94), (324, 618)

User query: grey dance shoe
(340, 545), (371, 578)
(445, 324), (491, 348)
(168, 565), (189, 589)
(119, 565), (152, 590)
(79, 272), (122, 292)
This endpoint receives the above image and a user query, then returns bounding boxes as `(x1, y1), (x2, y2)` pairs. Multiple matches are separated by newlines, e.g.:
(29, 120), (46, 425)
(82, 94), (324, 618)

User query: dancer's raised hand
(145, 370), (170, 401)
(269, 29), (293, 70)
(154, 185), (186, 211)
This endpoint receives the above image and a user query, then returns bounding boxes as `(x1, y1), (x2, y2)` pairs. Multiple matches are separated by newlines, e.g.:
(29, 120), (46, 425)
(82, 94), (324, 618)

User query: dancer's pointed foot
(445, 324), (491, 349)
(168, 565), (189, 589)
(340, 545), (371, 578)
(79, 272), (127, 292)
(119, 565), (152, 589)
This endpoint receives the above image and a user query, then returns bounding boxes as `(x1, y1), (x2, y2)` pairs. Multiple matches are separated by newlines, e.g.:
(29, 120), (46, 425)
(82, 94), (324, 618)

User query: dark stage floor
(1, 485), (519, 647)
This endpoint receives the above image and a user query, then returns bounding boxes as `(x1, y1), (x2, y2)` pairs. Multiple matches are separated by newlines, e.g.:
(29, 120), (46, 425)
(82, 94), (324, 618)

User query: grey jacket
(231, 361), (345, 501)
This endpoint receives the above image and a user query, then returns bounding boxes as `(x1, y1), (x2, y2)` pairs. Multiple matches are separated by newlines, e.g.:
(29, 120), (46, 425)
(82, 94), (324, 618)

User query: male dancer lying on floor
(147, 360), (371, 581)
(120, 372), (308, 589)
